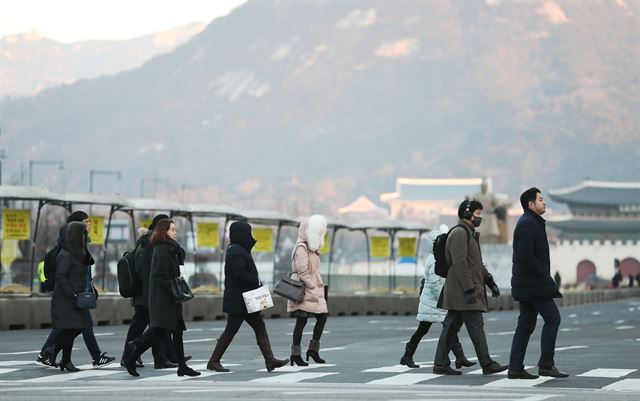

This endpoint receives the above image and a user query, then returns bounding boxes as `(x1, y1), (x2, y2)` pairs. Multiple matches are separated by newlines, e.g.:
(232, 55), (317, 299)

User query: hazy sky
(0, 0), (247, 43)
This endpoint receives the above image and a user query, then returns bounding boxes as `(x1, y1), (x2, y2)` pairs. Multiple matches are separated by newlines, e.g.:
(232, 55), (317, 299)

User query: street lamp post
(89, 170), (122, 193)
(28, 160), (64, 186)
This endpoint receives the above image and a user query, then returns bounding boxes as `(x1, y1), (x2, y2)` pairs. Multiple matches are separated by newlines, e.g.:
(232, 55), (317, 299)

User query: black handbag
(75, 267), (97, 310)
(274, 273), (305, 303)
(170, 276), (194, 303)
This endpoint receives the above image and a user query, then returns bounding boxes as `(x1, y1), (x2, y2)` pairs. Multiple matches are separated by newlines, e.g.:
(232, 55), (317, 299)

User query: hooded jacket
(223, 222), (261, 315)
(51, 221), (93, 330)
(287, 216), (328, 314)
(417, 225), (448, 322)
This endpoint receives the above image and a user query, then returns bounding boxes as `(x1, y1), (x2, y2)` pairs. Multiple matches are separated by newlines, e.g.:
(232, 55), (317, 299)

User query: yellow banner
(398, 237), (417, 257)
(253, 228), (273, 253)
(197, 222), (219, 248)
(2, 209), (30, 240)
(88, 216), (105, 245)
(1, 239), (20, 266)
(139, 219), (152, 230)
(319, 232), (330, 254)
(370, 236), (390, 258)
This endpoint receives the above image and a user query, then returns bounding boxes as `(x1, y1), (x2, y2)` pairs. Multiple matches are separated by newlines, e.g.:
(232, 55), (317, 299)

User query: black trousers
(407, 321), (462, 350)
(124, 306), (174, 363)
(434, 310), (492, 367)
(509, 299), (561, 371)
(221, 313), (268, 341)
(132, 327), (186, 367)
(292, 314), (327, 345)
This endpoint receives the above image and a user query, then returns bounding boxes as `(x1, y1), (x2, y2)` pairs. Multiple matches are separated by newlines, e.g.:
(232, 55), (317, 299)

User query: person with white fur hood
(399, 225), (475, 369)
(288, 215), (329, 366)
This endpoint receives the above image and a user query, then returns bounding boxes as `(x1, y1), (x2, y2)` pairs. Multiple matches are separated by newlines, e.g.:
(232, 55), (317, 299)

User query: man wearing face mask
(432, 199), (506, 375)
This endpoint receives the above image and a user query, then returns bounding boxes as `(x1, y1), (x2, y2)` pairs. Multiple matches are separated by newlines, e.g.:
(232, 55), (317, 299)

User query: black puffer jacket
(511, 210), (561, 301)
(223, 222), (260, 315)
(51, 222), (94, 330)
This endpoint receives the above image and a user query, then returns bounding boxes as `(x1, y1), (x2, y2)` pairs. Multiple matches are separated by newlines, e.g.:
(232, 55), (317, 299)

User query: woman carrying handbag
(206, 221), (288, 373)
(50, 221), (96, 372)
(123, 219), (199, 377)
(288, 215), (329, 366)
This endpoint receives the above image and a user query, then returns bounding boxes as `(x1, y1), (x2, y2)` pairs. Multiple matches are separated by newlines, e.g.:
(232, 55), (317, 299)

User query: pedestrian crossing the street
(0, 359), (638, 392)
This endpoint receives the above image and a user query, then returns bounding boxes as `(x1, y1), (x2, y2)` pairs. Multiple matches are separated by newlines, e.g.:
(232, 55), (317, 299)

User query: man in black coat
(508, 187), (567, 379)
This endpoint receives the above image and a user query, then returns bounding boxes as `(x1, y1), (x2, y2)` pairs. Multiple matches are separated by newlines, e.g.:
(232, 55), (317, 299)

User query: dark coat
(132, 233), (154, 307)
(148, 241), (186, 331)
(223, 222), (260, 315)
(51, 222), (93, 330)
(442, 221), (491, 312)
(511, 210), (561, 301)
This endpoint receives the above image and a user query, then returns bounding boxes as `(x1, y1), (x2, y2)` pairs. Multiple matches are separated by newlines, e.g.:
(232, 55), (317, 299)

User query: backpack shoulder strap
(449, 224), (471, 241)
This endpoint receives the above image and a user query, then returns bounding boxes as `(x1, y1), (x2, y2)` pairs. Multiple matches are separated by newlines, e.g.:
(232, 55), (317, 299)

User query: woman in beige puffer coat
(287, 215), (328, 366)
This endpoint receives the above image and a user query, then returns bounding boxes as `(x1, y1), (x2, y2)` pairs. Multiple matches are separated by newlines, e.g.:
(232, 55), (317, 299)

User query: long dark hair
(150, 219), (174, 245)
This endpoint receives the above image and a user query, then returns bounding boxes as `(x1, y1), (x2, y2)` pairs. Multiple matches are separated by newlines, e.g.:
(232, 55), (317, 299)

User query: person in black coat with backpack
(206, 221), (288, 373)
(120, 214), (177, 369)
(123, 219), (199, 377)
(508, 187), (566, 380)
(37, 211), (114, 369)
(50, 221), (96, 371)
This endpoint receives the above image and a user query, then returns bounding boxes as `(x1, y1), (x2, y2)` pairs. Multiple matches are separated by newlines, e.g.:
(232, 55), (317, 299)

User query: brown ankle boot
(207, 334), (232, 372)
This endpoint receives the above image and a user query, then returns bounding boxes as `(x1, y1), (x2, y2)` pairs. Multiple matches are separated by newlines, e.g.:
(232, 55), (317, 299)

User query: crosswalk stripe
(363, 364), (431, 373)
(468, 366), (533, 375)
(139, 371), (228, 381)
(602, 379), (640, 391)
(483, 377), (553, 388)
(0, 361), (36, 367)
(257, 364), (336, 373)
(577, 369), (636, 378)
(367, 373), (439, 385)
(0, 368), (20, 375)
(250, 372), (337, 383)
(19, 370), (125, 382)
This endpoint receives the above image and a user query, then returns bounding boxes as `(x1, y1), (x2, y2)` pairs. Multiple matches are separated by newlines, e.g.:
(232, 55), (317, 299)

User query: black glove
(464, 290), (476, 304)
(486, 274), (500, 298)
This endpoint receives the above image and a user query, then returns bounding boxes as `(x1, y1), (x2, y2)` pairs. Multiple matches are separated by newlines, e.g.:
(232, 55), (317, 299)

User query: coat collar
(524, 209), (546, 224)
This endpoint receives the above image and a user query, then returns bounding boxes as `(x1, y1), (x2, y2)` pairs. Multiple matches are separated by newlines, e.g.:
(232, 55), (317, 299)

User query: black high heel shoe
(59, 362), (79, 372)
(306, 339), (325, 364)
(290, 355), (309, 366)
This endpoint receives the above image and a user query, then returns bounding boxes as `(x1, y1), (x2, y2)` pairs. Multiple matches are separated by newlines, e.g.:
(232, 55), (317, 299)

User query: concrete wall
(550, 239), (640, 283)
(2, 288), (639, 330)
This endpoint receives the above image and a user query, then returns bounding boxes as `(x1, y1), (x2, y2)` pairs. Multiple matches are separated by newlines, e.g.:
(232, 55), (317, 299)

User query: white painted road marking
(469, 366), (533, 375)
(0, 368), (20, 375)
(484, 377), (554, 388)
(555, 345), (588, 351)
(577, 368), (636, 378)
(19, 369), (125, 382)
(250, 372), (337, 383)
(139, 371), (226, 381)
(183, 338), (216, 344)
(363, 364), (431, 373)
(602, 379), (640, 391)
(615, 325), (636, 330)
(257, 363), (336, 373)
(367, 373), (439, 385)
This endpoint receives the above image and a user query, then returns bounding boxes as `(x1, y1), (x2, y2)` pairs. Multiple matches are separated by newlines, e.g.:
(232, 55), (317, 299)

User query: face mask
(472, 217), (482, 227)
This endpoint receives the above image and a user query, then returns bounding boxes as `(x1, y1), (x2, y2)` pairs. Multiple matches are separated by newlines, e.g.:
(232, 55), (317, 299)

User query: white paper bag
(242, 285), (274, 313)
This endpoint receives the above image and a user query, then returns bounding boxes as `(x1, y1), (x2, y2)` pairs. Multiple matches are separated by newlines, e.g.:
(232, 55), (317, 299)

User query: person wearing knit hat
(400, 225), (474, 370)
(148, 214), (169, 231)
(66, 211), (89, 224)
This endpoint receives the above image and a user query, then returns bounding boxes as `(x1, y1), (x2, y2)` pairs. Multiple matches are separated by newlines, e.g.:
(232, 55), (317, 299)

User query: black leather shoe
(177, 366), (201, 377)
(154, 361), (178, 369)
(59, 362), (80, 372)
(508, 369), (539, 379)
(432, 365), (462, 375)
(482, 361), (509, 375)
(538, 366), (569, 378)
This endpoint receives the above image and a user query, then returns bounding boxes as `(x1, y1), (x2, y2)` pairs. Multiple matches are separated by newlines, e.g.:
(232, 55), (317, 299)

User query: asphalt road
(1, 298), (639, 401)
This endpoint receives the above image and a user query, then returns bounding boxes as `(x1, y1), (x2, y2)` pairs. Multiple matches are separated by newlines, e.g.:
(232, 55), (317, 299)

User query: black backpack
(42, 245), (62, 291)
(433, 224), (470, 278)
(117, 245), (142, 298)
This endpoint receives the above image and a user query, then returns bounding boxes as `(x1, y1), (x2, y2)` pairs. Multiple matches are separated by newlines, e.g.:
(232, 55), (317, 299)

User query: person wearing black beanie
(66, 211), (89, 224)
